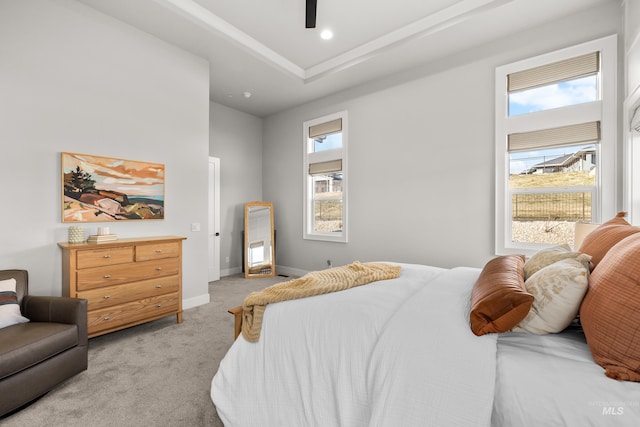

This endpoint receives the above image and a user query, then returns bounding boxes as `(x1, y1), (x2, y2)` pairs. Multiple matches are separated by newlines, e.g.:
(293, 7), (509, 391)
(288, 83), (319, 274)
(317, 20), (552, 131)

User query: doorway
(208, 156), (221, 282)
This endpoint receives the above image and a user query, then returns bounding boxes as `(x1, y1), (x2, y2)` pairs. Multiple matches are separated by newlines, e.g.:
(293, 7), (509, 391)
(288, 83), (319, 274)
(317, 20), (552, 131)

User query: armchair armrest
(21, 296), (88, 346)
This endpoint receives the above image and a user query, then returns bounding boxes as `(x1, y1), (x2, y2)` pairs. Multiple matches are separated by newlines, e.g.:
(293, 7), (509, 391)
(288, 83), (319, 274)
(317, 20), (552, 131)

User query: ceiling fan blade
(306, 0), (317, 28)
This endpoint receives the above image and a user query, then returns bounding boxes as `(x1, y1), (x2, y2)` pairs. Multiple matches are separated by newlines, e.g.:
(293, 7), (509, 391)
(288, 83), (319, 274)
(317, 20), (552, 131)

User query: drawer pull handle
(155, 249), (162, 253)
(104, 255), (111, 259)
(155, 285), (162, 289)
(156, 304), (161, 308)
(104, 274), (111, 279)
(104, 317), (110, 321)
(103, 295), (111, 299)
(156, 267), (162, 271)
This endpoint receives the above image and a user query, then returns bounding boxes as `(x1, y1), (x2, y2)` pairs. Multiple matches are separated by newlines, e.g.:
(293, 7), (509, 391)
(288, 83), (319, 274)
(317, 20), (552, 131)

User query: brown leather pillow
(470, 255), (533, 336)
(578, 212), (640, 269)
(580, 233), (640, 382)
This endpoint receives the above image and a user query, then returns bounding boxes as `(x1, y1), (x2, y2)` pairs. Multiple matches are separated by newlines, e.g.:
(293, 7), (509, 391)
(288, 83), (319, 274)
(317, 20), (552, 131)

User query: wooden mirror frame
(244, 201), (275, 278)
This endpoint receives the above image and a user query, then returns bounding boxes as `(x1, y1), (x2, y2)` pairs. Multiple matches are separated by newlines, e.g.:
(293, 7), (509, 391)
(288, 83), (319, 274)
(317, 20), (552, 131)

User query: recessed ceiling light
(320, 29), (333, 40)
(243, 91), (252, 99)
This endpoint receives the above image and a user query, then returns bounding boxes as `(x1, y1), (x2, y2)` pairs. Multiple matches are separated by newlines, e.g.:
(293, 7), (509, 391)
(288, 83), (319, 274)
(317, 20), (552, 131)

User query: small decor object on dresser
(61, 152), (165, 222)
(87, 234), (118, 243)
(68, 226), (85, 243)
(58, 236), (186, 338)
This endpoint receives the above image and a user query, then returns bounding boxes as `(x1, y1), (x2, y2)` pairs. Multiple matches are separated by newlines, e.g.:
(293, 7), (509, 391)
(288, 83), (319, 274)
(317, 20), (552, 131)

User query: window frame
(495, 35), (618, 255)
(302, 111), (348, 243)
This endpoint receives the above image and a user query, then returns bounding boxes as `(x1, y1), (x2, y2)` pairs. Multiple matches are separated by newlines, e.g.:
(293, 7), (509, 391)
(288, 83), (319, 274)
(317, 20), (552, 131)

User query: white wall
(210, 102), (263, 275)
(0, 0), (211, 306)
(263, 2), (623, 273)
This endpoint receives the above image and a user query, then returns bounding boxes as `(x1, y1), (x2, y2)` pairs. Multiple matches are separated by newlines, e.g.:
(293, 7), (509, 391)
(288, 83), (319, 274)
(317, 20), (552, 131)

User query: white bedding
(211, 263), (497, 426)
(211, 262), (640, 426)
(493, 330), (640, 427)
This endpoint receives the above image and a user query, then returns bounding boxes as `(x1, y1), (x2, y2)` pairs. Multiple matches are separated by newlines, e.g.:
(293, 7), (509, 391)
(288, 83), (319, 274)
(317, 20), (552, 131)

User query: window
(249, 241), (265, 266)
(303, 111), (347, 242)
(495, 35), (617, 254)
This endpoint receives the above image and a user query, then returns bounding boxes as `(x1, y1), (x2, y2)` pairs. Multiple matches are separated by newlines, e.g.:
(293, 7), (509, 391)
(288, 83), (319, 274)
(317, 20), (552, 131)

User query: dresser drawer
(87, 292), (179, 335)
(136, 242), (180, 261)
(77, 275), (179, 310)
(76, 258), (180, 291)
(76, 246), (134, 269)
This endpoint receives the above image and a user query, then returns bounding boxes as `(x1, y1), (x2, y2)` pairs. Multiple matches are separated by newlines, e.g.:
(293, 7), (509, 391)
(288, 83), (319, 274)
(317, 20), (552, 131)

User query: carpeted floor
(1, 274), (292, 427)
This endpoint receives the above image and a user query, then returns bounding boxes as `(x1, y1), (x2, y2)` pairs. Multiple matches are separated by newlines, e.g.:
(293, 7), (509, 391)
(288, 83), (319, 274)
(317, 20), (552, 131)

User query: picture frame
(62, 152), (165, 222)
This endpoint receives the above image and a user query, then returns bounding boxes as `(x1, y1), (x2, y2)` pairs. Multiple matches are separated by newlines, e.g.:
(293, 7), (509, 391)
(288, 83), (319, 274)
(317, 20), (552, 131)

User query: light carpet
(1, 274), (291, 427)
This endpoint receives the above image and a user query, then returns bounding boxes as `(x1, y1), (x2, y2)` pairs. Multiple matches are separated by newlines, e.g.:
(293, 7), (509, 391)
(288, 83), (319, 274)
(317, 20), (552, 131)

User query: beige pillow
(0, 278), (30, 329)
(470, 255), (534, 336)
(523, 244), (589, 280)
(513, 257), (590, 335)
(580, 233), (640, 382)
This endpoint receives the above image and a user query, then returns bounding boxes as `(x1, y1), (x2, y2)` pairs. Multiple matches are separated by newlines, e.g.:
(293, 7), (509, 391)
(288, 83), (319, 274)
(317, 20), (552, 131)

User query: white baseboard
(182, 266), (306, 310)
(275, 265), (308, 277)
(183, 293), (210, 310)
(219, 265), (307, 279)
(221, 266), (242, 277)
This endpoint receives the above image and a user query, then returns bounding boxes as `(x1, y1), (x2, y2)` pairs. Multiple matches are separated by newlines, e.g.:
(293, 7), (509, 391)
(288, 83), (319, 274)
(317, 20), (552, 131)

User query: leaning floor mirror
(244, 201), (275, 278)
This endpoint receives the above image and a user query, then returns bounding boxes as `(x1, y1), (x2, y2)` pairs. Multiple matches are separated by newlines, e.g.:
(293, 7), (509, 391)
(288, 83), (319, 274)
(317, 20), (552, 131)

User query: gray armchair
(0, 269), (88, 417)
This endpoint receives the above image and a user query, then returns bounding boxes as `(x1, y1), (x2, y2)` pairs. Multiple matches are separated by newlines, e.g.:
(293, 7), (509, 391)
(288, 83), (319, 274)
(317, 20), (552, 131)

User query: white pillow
(523, 243), (590, 280)
(0, 278), (30, 329)
(513, 257), (590, 335)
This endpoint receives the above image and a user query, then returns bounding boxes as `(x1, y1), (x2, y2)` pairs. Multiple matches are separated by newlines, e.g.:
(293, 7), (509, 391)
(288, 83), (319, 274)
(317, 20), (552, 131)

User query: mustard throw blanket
(241, 261), (401, 342)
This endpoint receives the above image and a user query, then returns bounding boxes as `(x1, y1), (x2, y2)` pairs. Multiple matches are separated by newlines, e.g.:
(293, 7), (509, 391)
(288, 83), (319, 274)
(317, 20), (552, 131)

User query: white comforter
(211, 263), (497, 426)
(493, 331), (640, 427)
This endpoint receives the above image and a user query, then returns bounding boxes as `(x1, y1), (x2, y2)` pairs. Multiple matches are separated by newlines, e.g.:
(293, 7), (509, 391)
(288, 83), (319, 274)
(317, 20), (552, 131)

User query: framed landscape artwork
(62, 152), (165, 222)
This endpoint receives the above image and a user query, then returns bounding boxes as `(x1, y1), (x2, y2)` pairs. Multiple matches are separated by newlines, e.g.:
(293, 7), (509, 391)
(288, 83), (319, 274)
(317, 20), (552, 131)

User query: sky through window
(508, 75), (597, 116)
(508, 75), (598, 174)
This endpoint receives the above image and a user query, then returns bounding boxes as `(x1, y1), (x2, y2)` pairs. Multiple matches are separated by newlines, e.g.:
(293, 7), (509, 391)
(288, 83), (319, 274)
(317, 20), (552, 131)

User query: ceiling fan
(306, 0), (317, 28)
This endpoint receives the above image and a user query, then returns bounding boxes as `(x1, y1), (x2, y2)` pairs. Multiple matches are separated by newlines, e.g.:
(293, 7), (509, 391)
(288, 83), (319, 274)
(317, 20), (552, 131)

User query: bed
(211, 215), (640, 426)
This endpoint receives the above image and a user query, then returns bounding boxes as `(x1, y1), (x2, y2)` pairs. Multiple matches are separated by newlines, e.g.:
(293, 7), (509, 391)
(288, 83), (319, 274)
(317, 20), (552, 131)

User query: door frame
(208, 156), (221, 282)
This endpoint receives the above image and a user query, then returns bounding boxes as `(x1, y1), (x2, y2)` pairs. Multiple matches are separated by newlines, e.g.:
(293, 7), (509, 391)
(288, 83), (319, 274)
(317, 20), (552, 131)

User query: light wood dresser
(59, 236), (186, 338)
